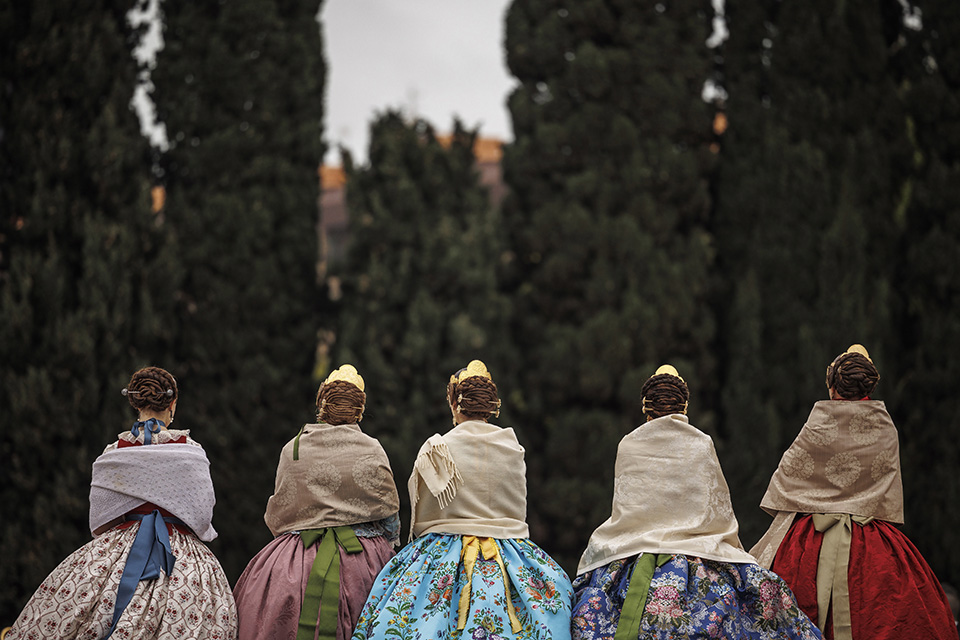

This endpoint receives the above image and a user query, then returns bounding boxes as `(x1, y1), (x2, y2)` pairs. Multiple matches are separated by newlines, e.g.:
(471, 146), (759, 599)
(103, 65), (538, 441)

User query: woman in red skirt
(751, 345), (957, 640)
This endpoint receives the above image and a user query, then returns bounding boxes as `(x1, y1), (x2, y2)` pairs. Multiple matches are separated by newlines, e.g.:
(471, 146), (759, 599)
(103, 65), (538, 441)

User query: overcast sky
(130, 1), (746, 166)
(322, 0), (515, 166)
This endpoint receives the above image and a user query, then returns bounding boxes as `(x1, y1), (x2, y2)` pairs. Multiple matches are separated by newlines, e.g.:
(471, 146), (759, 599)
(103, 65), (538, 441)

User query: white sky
(129, 0), (738, 166)
(322, 0), (515, 165)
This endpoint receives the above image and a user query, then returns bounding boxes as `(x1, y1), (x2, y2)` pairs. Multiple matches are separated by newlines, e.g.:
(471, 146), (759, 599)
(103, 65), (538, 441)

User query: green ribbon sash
(812, 513), (874, 640)
(614, 553), (672, 640)
(293, 425), (306, 460)
(297, 526), (363, 640)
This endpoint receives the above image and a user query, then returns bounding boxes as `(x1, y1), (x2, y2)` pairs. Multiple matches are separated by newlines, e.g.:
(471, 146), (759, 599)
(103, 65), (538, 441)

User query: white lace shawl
(89, 440), (218, 541)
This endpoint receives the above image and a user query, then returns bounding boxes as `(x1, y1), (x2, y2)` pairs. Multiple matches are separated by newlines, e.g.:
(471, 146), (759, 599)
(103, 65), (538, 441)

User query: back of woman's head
(826, 344), (879, 400)
(124, 366), (178, 413)
(317, 364), (366, 425)
(448, 360), (501, 421)
(641, 364), (689, 420)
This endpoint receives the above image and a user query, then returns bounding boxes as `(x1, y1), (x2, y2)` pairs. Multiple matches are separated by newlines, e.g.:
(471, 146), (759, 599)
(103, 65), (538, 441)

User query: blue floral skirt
(352, 533), (574, 640)
(571, 554), (821, 640)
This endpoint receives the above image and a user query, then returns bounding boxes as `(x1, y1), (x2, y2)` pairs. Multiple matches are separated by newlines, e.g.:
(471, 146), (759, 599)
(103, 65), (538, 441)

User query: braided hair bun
(826, 344), (879, 400)
(448, 360), (501, 421)
(123, 366), (178, 413)
(641, 365), (689, 420)
(317, 364), (366, 425)
(317, 380), (366, 424)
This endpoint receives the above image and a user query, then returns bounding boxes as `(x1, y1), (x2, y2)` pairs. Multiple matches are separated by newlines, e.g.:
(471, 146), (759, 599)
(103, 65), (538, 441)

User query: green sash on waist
(614, 553), (672, 640)
(297, 526), (363, 640)
(812, 513), (874, 640)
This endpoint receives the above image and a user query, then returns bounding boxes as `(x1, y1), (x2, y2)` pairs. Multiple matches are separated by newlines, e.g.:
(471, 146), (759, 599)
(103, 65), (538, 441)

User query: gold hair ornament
(324, 364), (365, 391)
(654, 364), (684, 383)
(450, 360), (493, 385)
(843, 344), (872, 362)
(641, 398), (688, 415)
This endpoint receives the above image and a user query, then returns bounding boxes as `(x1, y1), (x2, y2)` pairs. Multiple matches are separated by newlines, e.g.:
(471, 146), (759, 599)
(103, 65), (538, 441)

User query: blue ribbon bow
(130, 418), (164, 445)
(102, 510), (179, 639)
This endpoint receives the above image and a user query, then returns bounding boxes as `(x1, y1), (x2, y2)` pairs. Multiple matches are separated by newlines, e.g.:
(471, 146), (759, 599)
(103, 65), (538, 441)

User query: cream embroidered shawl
(409, 420), (529, 540)
(264, 423), (400, 537)
(749, 400), (904, 568)
(578, 415), (755, 575)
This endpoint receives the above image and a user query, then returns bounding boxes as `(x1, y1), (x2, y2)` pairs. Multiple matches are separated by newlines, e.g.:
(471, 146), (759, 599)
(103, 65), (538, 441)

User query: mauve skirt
(233, 531), (395, 640)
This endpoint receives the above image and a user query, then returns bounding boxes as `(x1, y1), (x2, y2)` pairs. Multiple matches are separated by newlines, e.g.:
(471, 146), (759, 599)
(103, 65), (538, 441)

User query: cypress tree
(714, 0), (912, 544)
(502, 0), (718, 570)
(149, 0), (325, 580)
(0, 0), (167, 621)
(892, 0), (960, 586)
(332, 113), (510, 538)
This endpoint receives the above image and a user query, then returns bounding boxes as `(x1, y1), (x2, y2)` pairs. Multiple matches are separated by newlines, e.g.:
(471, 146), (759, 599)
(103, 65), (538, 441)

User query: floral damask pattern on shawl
(351, 533), (574, 640)
(7, 525), (236, 640)
(265, 423), (400, 537)
(578, 415), (755, 575)
(750, 401), (904, 568)
(571, 554), (821, 640)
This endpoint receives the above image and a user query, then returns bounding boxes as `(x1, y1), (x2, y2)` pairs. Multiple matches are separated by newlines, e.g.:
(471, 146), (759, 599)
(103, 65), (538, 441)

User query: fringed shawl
(408, 420), (529, 540)
(749, 401), (904, 568)
(578, 415), (755, 575)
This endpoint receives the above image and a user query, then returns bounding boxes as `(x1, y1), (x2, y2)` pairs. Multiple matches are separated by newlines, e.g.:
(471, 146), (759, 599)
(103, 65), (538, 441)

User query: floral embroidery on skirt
(7, 524), (237, 640)
(571, 554), (821, 640)
(352, 533), (573, 640)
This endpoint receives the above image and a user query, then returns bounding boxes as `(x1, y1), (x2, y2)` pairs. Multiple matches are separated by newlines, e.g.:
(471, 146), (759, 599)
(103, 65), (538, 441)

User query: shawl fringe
(409, 435), (464, 541)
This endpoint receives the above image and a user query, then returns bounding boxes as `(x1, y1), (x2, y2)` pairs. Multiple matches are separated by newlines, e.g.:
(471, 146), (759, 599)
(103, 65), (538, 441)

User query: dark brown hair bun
(123, 366), (178, 413)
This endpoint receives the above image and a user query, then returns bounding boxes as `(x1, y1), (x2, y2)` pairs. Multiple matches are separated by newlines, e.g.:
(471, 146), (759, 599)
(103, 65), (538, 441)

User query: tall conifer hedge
(333, 113), (510, 538)
(0, 0), (169, 621)
(150, 0), (326, 580)
(502, 0), (718, 571)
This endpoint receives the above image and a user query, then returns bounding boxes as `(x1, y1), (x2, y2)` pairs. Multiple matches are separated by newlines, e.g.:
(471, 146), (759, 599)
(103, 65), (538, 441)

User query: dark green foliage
(2, 0), (959, 623)
(713, 0), (915, 546)
(0, 0), (171, 622)
(149, 0), (325, 581)
(892, 0), (960, 587)
(332, 113), (511, 539)
(502, 0), (718, 572)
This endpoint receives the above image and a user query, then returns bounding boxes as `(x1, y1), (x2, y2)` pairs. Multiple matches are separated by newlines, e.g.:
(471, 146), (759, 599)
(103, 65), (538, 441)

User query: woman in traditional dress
(572, 365), (821, 640)
(750, 345), (958, 640)
(233, 364), (401, 640)
(352, 360), (574, 640)
(7, 366), (237, 639)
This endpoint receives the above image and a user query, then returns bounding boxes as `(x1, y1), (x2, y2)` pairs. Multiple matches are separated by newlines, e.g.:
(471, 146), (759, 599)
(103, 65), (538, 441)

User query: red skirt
(771, 515), (958, 640)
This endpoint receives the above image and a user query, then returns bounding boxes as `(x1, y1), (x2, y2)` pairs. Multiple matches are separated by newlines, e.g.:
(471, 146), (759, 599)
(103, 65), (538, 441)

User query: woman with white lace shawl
(233, 364), (401, 640)
(571, 365), (821, 640)
(351, 360), (574, 640)
(6, 366), (237, 640)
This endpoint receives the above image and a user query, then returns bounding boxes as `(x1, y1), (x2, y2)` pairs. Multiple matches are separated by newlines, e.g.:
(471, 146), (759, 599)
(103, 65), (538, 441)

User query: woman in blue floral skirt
(352, 360), (573, 640)
(571, 365), (821, 640)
